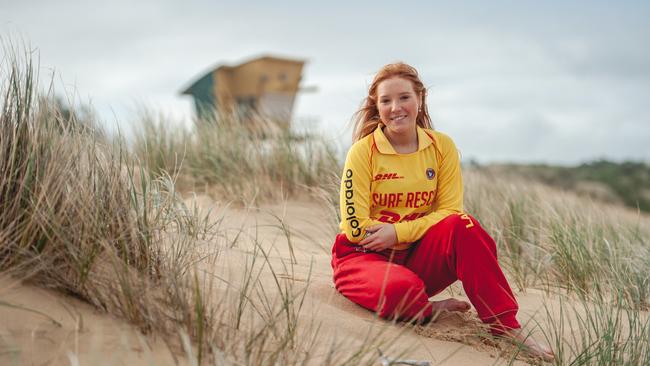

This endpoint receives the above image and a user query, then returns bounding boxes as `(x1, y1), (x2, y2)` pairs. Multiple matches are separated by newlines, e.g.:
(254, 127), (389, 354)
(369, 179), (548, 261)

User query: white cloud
(2, 0), (649, 163)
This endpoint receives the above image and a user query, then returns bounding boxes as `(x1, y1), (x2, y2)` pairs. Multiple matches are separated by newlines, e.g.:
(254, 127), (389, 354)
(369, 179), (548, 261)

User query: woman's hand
(359, 224), (398, 251)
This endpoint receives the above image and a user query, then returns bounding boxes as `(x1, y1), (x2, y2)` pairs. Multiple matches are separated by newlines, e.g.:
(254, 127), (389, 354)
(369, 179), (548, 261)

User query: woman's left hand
(359, 224), (398, 251)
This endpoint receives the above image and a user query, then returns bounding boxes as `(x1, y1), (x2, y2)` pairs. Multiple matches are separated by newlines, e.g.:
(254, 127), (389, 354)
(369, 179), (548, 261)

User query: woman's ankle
(497, 327), (555, 362)
(485, 313), (520, 335)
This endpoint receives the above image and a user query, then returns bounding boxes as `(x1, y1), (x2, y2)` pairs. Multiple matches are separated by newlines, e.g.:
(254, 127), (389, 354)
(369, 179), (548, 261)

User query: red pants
(331, 213), (520, 334)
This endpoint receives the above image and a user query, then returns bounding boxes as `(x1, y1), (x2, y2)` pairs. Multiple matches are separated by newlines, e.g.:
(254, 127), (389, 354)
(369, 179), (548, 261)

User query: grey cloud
(3, 0), (649, 164)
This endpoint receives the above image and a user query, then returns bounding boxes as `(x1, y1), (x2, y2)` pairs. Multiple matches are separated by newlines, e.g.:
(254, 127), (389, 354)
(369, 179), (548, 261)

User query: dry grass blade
(132, 108), (342, 204)
(1, 41), (402, 364)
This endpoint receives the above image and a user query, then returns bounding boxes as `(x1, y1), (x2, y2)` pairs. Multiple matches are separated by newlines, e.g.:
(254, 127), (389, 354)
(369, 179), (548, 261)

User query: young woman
(331, 63), (554, 361)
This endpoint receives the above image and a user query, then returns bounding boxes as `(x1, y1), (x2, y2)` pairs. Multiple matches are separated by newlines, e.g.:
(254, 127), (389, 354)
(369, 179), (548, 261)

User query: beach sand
(0, 195), (593, 365)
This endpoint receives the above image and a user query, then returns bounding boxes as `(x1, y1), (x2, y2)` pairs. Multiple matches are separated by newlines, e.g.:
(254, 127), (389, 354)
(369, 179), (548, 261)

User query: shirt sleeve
(393, 133), (464, 243)
(339, 141), (382, 243)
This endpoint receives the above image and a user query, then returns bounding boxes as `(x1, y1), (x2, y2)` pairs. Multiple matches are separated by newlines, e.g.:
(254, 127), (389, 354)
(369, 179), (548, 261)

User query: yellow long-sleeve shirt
(339, 125), (464, 250)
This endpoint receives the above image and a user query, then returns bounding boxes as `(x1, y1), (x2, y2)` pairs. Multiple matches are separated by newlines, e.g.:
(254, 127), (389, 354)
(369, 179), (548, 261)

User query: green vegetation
(478, 161), (650, 212)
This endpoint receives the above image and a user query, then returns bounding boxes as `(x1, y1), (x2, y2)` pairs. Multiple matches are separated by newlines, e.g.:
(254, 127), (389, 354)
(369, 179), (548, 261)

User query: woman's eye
(401, 95), (410, 100)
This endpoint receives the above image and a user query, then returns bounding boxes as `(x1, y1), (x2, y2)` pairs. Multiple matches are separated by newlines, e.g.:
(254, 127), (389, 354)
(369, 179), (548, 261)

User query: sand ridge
(1, 195), (601, 365)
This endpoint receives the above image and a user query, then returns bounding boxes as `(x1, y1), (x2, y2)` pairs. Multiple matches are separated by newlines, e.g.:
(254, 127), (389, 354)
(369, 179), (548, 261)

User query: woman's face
(376, 77), (420, 138)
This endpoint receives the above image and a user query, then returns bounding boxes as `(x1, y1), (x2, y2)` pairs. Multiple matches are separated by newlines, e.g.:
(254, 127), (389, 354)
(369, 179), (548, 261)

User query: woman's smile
(376, 76), (420, 143)
(389, 114), (408, 122)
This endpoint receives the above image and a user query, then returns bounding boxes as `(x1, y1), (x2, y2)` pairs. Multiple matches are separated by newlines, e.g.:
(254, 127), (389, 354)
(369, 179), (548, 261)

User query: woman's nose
(391, 101), (401, 111)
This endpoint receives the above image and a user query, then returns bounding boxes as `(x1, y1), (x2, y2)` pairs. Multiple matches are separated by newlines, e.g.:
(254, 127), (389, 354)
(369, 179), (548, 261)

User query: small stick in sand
(377, 349), (431, 366)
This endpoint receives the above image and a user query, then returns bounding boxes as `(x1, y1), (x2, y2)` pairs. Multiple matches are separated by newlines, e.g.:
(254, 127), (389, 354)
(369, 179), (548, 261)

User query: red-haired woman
(332, 62), (554, 361)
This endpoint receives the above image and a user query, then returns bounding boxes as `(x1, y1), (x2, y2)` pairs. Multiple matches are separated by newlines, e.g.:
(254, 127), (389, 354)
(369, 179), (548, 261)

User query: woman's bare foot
(413, 298), (471, 325)
(501, 328), (555, 362)
(430, 298), (471, 312)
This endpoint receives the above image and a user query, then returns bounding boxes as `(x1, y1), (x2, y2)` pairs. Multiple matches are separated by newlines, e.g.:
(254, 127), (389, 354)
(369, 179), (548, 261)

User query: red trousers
(331, 213), (520, 334)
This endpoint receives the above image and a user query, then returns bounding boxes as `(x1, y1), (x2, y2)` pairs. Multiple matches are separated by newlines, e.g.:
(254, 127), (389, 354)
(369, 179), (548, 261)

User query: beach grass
(463, 169), (650, 365)
(3, 38), (649, 365)
(132, 109), (341, 204)
(0, 44), (399, 365)
(464, 169), (650, 311)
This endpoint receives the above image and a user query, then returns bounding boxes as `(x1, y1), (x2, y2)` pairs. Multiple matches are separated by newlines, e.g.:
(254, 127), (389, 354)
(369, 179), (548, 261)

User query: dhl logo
(373, 172), (404, 181)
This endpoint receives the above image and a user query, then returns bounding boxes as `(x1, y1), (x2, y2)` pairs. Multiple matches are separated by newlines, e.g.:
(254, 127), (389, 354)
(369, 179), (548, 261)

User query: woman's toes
(504, 328), (555, 362)
(459, 300), (471, 312)
(431, 298), (472, 312)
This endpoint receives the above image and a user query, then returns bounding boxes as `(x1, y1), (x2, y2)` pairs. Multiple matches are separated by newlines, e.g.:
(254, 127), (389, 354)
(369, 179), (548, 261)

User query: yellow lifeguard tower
(181, 55), (306, 124)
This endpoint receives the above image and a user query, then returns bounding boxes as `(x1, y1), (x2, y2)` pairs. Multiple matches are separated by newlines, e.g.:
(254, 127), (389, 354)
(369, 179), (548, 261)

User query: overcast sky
(2, 0), (649, 164)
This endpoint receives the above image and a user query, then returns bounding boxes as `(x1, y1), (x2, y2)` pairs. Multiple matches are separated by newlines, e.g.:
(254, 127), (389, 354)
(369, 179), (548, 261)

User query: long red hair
(352, 62), (433, 142)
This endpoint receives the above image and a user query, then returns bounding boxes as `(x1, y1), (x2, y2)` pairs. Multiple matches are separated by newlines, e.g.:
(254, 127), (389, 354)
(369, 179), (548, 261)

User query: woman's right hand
(359, 223), (398, 251)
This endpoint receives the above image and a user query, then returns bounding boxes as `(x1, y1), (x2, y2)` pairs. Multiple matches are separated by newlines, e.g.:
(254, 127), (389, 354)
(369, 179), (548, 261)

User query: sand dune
(2, 195), (645, 365)
(0, 276), (183, 365)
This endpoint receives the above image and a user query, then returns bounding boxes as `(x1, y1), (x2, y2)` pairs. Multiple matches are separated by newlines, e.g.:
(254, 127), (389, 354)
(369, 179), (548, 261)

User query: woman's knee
(447, 212), (481, 231)
(381, 276), (425, 298)
(377, 276), (428, 317)
(451, 213), (499, 256)
(428, 213), (497, 254)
